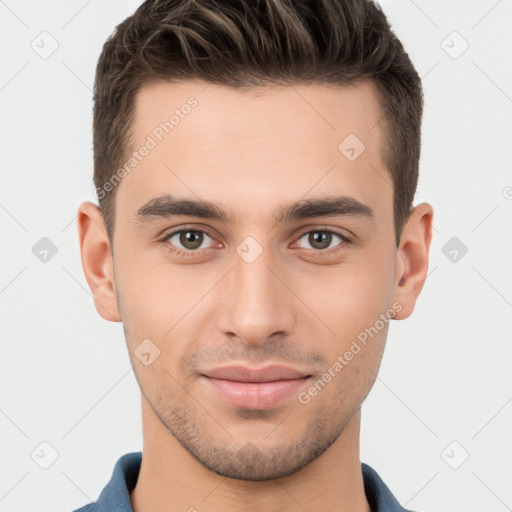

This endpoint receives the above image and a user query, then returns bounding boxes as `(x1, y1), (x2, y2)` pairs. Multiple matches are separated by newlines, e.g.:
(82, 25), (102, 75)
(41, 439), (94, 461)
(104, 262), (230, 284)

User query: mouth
(200, 364), (312, 410)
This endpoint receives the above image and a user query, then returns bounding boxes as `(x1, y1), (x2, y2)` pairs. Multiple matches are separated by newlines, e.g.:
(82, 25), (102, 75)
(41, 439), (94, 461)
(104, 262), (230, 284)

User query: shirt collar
(361, 462), (416, 512)
(81, 452), (415, 512)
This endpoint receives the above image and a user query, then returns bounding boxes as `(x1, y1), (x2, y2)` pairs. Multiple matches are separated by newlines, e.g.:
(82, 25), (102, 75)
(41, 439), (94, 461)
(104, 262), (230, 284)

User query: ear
(392, 202), (434, 320)
(77, 201), (121, 322)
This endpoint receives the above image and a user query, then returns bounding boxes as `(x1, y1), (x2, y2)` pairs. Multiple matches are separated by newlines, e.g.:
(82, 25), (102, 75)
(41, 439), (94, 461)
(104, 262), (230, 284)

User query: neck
(131, 397), (371, 512)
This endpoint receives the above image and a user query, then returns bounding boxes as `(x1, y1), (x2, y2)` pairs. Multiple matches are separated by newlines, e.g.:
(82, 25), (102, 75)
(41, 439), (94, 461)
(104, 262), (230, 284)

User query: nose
(216, 242), (296, 347)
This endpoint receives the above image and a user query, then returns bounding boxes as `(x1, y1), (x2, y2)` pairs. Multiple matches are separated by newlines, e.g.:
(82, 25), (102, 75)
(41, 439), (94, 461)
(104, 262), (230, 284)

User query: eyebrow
(134, 194), (374, 226)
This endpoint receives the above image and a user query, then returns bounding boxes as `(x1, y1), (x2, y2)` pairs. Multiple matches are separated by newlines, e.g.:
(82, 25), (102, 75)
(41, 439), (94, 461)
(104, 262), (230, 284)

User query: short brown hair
(93, 0), (423, 247)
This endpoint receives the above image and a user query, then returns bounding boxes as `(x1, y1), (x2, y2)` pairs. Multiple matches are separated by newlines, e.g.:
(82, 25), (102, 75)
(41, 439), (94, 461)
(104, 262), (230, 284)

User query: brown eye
(166, 230), (214, 251)
(296, 230), (348, 251)
(309, 231), (331, 250)
(180, 230), (204, 249)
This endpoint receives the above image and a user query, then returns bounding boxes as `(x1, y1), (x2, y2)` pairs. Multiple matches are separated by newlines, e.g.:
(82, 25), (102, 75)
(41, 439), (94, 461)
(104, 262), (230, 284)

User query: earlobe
(77, 201), (121, 322)
(392, 202), (434, 320)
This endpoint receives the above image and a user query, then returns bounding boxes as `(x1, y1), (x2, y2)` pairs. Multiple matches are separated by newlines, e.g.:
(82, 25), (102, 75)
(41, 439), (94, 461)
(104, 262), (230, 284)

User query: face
(84, 79), (425, 481)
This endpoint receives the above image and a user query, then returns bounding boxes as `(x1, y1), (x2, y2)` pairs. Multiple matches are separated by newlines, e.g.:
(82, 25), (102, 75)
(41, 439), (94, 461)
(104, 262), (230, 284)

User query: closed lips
(201, 364), (312, 409)
(202, 365), (311, 382)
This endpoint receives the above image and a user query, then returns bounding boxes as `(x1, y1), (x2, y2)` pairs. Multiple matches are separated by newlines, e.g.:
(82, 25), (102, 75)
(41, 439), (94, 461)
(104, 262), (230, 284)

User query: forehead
(116, 79), (390, 226)
(131, 79), (384, 153)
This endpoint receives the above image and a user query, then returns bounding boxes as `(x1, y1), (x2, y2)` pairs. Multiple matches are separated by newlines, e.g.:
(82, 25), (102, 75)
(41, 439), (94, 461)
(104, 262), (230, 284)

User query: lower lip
(203, 376), (310, 409)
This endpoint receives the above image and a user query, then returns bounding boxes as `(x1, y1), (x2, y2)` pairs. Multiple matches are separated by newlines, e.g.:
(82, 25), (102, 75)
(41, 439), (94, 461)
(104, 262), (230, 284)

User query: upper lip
(202, 365), (310, 383)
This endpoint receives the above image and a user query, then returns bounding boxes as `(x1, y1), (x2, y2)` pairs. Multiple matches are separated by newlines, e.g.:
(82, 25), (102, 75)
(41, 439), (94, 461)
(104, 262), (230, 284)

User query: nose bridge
(217, 239), (295, 345)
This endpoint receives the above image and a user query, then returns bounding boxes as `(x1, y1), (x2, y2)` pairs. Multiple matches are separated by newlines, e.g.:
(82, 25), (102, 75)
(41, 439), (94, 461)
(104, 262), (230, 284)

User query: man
(75, 0), (433, 510)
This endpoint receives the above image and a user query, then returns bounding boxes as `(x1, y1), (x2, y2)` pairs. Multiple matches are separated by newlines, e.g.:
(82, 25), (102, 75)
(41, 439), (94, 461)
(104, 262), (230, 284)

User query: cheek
(114, 243), (186, 323)
(296, 257), (395, 334)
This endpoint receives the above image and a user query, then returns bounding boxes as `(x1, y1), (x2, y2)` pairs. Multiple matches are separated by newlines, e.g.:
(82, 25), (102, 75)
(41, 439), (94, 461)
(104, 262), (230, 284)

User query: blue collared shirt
(72, 452), (416, 512)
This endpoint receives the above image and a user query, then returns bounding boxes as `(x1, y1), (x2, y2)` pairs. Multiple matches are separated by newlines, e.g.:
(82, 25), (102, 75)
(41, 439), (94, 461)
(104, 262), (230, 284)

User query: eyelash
(158, 226), (353, 258)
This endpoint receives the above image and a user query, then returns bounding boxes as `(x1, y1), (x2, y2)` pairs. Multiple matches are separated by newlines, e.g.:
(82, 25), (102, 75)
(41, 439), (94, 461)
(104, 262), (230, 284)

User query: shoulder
(361, 462), (418, 512)
(69, 452), (142, 512)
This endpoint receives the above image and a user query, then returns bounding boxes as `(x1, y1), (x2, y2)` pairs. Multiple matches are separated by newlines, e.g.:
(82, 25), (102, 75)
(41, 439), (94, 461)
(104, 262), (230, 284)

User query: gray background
(0, 0), (511, 510)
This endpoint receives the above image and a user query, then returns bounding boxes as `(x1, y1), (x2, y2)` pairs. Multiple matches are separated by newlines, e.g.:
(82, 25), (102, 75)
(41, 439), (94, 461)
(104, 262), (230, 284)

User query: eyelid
(292, 222), (354, 241)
